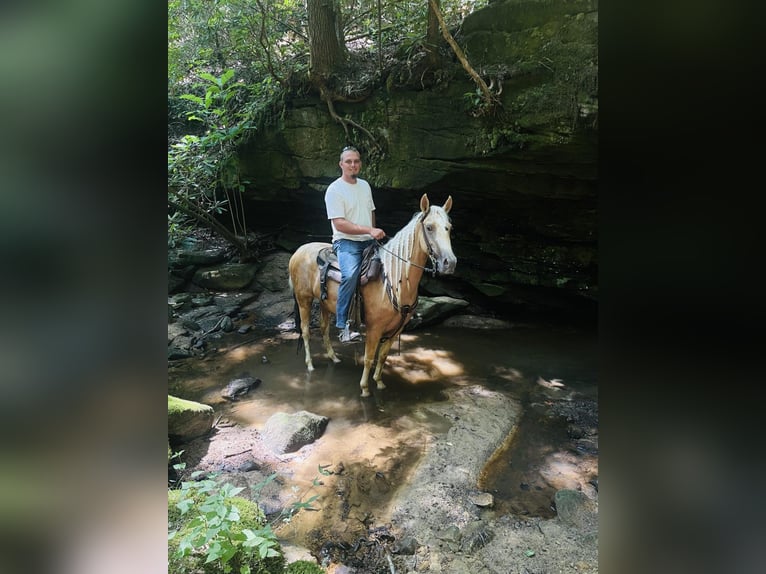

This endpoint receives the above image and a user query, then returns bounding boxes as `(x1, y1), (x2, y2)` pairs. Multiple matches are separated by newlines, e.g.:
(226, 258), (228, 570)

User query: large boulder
(192, 263), (259, 290)
(261, 411), (329, 454)
(405, 296), (469, 330)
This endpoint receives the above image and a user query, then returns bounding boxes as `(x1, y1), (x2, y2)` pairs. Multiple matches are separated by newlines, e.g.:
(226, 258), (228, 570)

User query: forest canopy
(168, 0), (488, 92)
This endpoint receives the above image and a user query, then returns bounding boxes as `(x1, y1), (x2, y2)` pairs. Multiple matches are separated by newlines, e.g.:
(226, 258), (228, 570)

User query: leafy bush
(168, 470), (285, 574)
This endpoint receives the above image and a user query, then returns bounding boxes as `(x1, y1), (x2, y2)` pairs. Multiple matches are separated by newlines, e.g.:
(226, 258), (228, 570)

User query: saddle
(317, 243), (382, 302)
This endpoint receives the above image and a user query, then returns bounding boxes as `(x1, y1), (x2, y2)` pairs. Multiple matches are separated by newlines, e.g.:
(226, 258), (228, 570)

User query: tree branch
(168, 197), (248, 254)
(427, 0), (499, 110)
(254, 0), (286, 87)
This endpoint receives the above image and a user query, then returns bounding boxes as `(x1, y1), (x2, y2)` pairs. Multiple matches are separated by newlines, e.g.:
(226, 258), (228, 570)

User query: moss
(168, 395), (212, 414)
(285, 560), (326, 574)
(168, 490), (286, 574)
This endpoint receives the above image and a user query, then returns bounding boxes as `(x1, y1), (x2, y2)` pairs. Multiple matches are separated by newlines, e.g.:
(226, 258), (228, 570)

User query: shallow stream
(169, 319), (597, 525)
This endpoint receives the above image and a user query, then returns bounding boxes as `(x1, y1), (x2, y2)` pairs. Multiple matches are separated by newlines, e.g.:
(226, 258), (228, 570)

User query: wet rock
(167, 322), (188, 343)
(243, 289), (295, 326)
(212, 292), (259, 308)
(168, 395), (214, 442)
(390, 386), (521, 544)
(553, 489), (597, 530)
(439, 524), (461, 544)
(262, 410), (329, 454)
(437, 524), (462, 552)
(252, 252), (293, 292)
(168, 347), (192, 360)
(220, 316), (234, 332)
(192, 263), (258, 290)
(442, 314), (514, 329)
(191, 294), (215, 307)
(237, 460), (260, 472)
(197, 316), (225, 333)
(405, 296), (469, 330)
(221, 375), (261, 401)
(181, 319), (201, 331)
(394, 535), (420, 555)
(173, 246), (228, 266)
(168, 293), (193, 310)
(468, 492), (494, 507)
(460, 521), (494, 553)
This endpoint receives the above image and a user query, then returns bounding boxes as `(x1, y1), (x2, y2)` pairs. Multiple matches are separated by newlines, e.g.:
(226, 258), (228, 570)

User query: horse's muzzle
(437, 254), (457, 275)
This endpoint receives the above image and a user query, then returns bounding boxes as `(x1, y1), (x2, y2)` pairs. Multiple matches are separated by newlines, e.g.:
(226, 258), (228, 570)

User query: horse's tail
(288, 276), (304, 354)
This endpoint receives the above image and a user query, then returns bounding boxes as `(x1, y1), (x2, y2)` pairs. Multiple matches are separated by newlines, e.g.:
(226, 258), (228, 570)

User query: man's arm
(331, 217), (385, 240)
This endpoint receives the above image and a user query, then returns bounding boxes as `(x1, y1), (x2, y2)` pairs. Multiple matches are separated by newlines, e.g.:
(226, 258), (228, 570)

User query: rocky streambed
(168, 237), (598, 573)
(171, 369), (597, 574)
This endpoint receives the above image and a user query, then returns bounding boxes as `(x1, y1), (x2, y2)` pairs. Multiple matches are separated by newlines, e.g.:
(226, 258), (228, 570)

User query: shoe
(338, 323), (361, 344)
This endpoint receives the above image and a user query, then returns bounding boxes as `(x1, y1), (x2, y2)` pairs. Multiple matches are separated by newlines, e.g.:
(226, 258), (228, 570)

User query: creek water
(169, 318), (598, 523)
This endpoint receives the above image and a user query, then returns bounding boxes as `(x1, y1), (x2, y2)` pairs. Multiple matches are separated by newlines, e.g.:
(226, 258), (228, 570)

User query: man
(325, 146), (386, 343)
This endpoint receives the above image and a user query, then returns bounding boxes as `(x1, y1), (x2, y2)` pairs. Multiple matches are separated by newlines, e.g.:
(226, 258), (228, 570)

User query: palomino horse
(288, 194), (457, 397)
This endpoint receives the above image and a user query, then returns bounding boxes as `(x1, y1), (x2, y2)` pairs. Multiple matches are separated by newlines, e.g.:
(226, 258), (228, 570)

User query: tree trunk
(425, 0), (441, 68)
(306, 0), (346, 81)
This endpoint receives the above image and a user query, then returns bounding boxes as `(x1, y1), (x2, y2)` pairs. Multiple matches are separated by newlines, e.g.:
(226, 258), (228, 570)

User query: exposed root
(319, 83), (382, 151)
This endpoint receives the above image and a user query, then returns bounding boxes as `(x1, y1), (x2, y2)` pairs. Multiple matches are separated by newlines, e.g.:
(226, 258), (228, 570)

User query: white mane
(378, 206), (448, 304)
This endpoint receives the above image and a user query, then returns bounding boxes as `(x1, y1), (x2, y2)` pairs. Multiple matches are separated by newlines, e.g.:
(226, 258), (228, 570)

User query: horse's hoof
(360, 389), (370, 398)
(331, 356), (341, 364)
(307, 364), (315, 372)
(376, 382), (386, 390)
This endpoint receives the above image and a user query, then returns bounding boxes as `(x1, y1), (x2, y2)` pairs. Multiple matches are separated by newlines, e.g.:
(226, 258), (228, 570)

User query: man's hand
(369, 227), (386, 240)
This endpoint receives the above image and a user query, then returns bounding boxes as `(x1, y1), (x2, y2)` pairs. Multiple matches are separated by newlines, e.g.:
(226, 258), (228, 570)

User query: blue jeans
(333, 239), (374, 329)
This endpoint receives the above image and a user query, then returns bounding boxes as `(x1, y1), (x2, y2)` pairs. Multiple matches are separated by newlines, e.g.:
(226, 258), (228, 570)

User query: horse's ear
(420, 194), (430, 213)
(443, 195), (453, 214)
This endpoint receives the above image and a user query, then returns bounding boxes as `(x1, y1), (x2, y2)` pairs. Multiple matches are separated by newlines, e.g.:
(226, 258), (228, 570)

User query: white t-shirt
(325, 177), (376, 242)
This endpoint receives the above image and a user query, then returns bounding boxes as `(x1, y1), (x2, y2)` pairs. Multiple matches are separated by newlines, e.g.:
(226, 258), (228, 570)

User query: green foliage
(462, 86), (483, 110)
(167, 0), (492, 249)
(168, 457), (328, 574)
(168, 69), (256, 250)
(168, 470), (285, 574)
(168, 0), (489, 95)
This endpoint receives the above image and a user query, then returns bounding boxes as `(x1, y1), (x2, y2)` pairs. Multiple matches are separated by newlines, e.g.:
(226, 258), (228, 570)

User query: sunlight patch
(539, 451), (596, 491)
(386, 347), (463, 382)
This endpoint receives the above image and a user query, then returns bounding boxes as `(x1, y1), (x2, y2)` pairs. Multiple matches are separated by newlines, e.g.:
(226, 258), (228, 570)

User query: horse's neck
(382, 219), (427, 306)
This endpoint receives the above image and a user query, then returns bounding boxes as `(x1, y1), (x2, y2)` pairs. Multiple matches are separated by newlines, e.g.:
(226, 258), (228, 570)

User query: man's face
(339, 150), (362, 180)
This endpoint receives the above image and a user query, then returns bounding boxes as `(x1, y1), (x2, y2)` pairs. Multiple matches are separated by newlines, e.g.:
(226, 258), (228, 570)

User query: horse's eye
(426, 225), (433, 232)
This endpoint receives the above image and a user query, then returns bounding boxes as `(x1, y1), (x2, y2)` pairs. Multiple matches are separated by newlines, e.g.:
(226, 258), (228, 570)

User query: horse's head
(418, 194), (457, 275)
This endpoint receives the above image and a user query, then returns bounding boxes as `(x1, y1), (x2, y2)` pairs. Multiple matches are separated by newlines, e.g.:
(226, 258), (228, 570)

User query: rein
(376, 211), (439, 342)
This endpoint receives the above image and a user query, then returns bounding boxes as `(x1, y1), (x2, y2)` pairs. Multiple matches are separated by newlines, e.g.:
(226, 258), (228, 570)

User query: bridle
(375, 209), (440, 277)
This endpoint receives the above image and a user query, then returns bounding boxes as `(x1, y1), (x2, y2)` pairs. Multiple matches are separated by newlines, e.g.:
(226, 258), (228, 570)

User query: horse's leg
(320, 305), (341, 364)
(296, 297), (315, 372)
(358, 337), (380, 398)
(372, 338), (396, 391)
